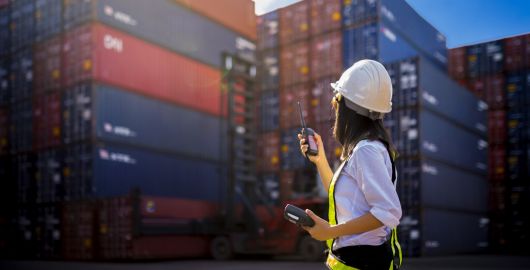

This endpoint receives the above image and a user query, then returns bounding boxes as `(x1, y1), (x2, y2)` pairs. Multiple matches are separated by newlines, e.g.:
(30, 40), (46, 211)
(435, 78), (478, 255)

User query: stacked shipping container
(257, 0), (489, 257)
(448, 33), (530, 253)
(2, 0), (259, 260)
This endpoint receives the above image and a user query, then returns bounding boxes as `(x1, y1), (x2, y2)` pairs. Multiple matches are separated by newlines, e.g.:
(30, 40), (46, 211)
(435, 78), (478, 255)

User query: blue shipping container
(258, 49), (280, 91)
(259, 173), (280, 205)
(63, 142), (225, 201)
(0, 58), (9, 105)
(62, 83), (226, 162)
(506, 72), (530, 108)
(35, 0), (62, 42)
(281, 128), (309, 170)
(466, 41), (504, 78)
(257, 11), (279, 50)
(10, 0), (35, 52)
(385, 108), (488, 175)
(10, 99), (32, 153)
(259, 90), (279, 132)
(0, 8), (9, 57)
(35, 149), (63, 204)
(386, 57), (488, 137)
(398, 158), (488, 213)
(63, 0), (255, 68)
(9, 49), (33, 102)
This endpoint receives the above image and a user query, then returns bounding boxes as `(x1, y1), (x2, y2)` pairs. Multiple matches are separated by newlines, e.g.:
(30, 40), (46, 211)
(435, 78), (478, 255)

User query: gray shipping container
(63, 0), (255, 68)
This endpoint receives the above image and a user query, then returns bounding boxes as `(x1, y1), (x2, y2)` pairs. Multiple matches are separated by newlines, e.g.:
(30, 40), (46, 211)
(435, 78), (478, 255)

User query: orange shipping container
(280, 42), (310, 86)
(310, 31), (342, 80)
(279, 1), (309, 45)
(310, 0), (341, 35)
(174, 0), (257, 40)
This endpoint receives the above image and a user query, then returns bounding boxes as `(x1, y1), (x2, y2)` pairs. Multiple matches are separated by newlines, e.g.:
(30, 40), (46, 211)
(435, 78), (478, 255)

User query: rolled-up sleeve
(353, 145), (402, 229)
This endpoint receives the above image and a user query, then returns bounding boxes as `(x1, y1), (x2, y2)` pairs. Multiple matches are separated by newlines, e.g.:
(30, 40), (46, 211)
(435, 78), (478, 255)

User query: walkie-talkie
(298, 101), (318, 157)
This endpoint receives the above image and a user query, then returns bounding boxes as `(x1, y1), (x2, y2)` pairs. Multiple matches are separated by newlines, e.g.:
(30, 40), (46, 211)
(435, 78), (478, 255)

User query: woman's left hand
(302, 209), (335, 241)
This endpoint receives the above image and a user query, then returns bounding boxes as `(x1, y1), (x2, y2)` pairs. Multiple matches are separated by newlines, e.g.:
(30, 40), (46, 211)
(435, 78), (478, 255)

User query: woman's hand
(298, 132), (327, 165)
(302, 209), (335, 241)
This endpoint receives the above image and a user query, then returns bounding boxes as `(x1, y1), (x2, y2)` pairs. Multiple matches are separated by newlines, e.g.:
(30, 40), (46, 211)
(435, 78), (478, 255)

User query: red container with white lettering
(34, 36), (62, 93)
(448, 47), (467, 80)
(310, 31), (342, 80)
(62, 23), (222, 116)
(280, 42), (309, 86)
(279, 1), (309, 45)
(279, 83), (312, 129)
(504, 33), (530, 72)
(488, 110), (507, 145)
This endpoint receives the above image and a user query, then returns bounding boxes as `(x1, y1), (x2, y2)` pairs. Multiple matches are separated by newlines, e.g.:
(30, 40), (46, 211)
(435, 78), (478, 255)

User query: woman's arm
(303, 210), (383, 241)
(298, 133), (334, 192)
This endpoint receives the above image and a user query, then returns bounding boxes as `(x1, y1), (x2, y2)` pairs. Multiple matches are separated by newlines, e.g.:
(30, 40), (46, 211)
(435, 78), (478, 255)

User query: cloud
(254, 0), (302, 15)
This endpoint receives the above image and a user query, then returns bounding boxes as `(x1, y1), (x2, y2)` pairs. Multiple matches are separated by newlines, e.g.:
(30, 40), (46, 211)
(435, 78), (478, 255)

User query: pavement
(1, 256), (530, 270)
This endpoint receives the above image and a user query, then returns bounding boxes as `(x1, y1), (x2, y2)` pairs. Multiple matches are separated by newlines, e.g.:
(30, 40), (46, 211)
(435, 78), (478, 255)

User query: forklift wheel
(298, 235), (325, 261)
(211, 236), (234, 260)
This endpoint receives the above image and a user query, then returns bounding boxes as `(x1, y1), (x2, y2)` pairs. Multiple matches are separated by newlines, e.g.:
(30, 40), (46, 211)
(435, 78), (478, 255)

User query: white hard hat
(330, 59), (392, 120)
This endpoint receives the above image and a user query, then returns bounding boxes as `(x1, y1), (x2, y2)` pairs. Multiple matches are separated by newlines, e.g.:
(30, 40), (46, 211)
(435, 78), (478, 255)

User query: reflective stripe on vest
(326, 147), (402, 270)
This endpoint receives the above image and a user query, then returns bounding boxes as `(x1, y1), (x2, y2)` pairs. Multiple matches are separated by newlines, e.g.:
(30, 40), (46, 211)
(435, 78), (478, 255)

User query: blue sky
(254, 0), (530, 48)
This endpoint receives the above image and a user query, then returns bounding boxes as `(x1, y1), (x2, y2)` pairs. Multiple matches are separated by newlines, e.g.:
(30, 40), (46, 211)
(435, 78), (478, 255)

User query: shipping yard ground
(2, 256), (530, 270)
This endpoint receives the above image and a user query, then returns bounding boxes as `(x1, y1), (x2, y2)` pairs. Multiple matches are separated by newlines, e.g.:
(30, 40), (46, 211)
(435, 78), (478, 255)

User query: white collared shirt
(333, 139), (402, 250)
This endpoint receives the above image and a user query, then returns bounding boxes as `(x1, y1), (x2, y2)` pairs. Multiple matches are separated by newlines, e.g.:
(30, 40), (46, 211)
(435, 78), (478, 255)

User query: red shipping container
(34, 36), (61, 93)
(280, 42), (309, 86)
(62, 201), (96, 260)
(173, 0), (256, 40)
(311, 77), (337, 123)
(0, 107), (8, 155)
(488, 110), (507, 145)
(504, 33), (530, 72)
(140, 196), (219, 220)
(310, 0), (341, 35)
(488, 145), (506, 182)
(257, 131), (280, 172)
(32, 92), (61, 150)
(310, 31), (342, 80)
(279, 1), (309, 45)
(448, 47), (467, 80)
(280, 84), (312, 129)
(62, 23), (222, 116)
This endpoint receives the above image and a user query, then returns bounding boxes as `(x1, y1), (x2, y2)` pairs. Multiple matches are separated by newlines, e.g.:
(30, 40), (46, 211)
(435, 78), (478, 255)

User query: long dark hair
(332, 96), (396, 161)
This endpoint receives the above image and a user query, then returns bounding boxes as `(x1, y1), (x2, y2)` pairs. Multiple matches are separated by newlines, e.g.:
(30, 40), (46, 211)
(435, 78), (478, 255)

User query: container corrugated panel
(484, 74), (505, 109)
(0, 8), (9, 57)
(257, 11), (279, 50)
(257, 131), (280, 172)
(258, 173), (280, 205)
(280, 84), (312, 129)
(34, 149), (62, 204)
(9, 49), (33, 102)
(258, 90), (279, 132)
(378, 22), (421, 64)
(506, 72), (529, 109)
(311, 31), (342, 80)
(342, 22), (378, 68)
(33, 36), (61, 93)
(380, 0), (447, 68)
(34, 0), (62, 42)
(489, 183), (506, 213)
(421, 209), (488, 255)
(387, 57), (488, 137)
(310, 0), (341, 35)
(280, 128), (309, 170)
(342, 0), (378, 27)
(173, 0), (256, 41)
(386, 108), (488, 175)
(62, 83), (226, 162)
(466, 41), (504, 78)
(62, 23), (223, 116)
(0, 58), (9, 105)
(9, 0), (35, 52)
(32, 92), (61, 150)
(402, 158), (488, 213)
(448, 47), (467, 80)
(258, 49), (280, 91)
(63, 0), (255, 68)
(63, 142), (225, 201)
(62, 201), (96, 260)
(0, 107), (8, 155)
(10, 100), (33, 153)
(311, 77), (336, 124)
(280, 42), (310, 86)
(488, 145), (506, 182)
(279, 1), (309, 45)
(13, 153), (35, 204)
(280, 169), (316, 201)
(140, 196), (219, 220)
(488, 110), (507, 145)
(504, 33), (530, 71)
(507, 109), (527, 145)
(35, 204), (62, 259)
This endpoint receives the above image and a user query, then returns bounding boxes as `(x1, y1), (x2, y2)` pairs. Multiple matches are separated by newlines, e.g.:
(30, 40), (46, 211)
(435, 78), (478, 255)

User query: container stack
(2, 0), (256, 260)
(448, 33), (530, 253)
(257, 0), (489, 256)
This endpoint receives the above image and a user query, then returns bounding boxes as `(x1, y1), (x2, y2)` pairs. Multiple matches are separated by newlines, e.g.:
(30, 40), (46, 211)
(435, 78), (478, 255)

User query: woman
(298, 60), (402, 270)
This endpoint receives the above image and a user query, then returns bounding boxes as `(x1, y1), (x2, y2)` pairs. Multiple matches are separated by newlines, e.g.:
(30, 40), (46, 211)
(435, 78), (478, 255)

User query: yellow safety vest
(326, 148), (402, 270)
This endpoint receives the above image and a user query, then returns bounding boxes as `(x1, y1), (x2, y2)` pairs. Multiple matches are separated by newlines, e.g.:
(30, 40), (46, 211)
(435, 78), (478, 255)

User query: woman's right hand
(298, 132), (327, 165)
